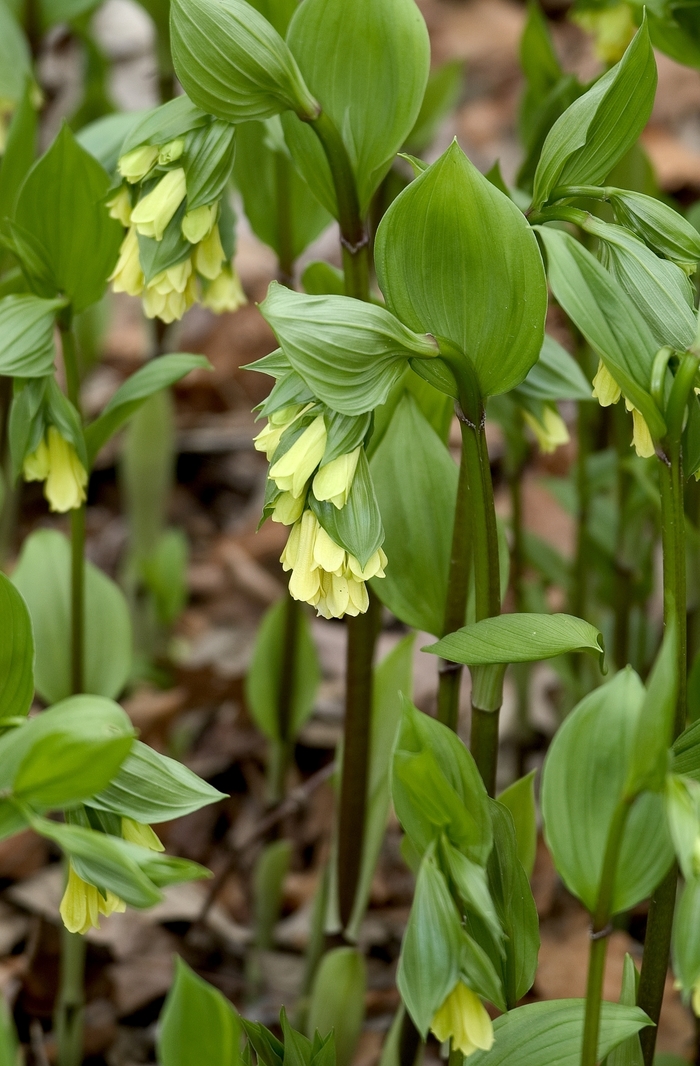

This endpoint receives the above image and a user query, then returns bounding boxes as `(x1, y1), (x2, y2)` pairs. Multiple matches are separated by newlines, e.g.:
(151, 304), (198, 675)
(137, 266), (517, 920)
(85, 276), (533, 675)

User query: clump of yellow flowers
(108, 101), (245, 324)
(252, 385), (387, 620)
(23, 425), (88, 513)
(591, 361), (655, 458)
(430, 980), (494, 1058)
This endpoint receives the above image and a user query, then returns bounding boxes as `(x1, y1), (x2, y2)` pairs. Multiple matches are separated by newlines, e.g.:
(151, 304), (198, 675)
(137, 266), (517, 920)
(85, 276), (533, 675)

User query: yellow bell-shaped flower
(158, 138), (184, 165)
(59, 863), (126, 935)
(270, 415), (327, 499)
(271, 490), (305, 525)
(23, 437), (50, 482)
(523, 405), (570, 455)
(253, 405), (307, 462)
(431, 981), (494, 1058)
(630, 407), (655, 459)
(313, 446), (361, 509)
(194, 224), (226, 280)
(592, 361), (622, 407)
(201, 266), (247, 314)
(107, 186), (133, 227)
(40, 427), (88, 513)
(110, 227), (144, 297)
(131, 168), (187, 241)
(182, 203), (217, 244)
(118, 144), (159, 183)
(142, 260), (198, 323)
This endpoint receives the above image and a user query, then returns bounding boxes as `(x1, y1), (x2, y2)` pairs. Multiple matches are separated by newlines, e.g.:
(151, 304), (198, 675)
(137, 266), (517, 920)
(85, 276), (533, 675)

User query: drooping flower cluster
(252, 387), (386, 619)
(591, 360), (655, 458)
(431, 981), (494, 1058)
(108, 106), (245, 324)
(23, 425), (88, 512)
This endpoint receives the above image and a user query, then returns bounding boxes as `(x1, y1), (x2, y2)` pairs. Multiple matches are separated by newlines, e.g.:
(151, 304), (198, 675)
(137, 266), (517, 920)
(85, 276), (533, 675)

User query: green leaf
(170, 0), (318, 123)
(253, 839), (292, 949)
(14, 125), (123, 313)
(184, 119), (237, 212)
(0, 572), (33, 721)
(584, 217), (696, 351)
(0, 694), (134, 807)
(673, 718), (700, 781)
(532, 21), (657, 208)
(672, 877), (700, 1001)
(141, 529), (188, 626)
(346, 634), (414, 940)
(308, 948), (366, 1066)
(159, 957), (242, 1066)
(0, 295), (65, 377)
(536, 226), (665, 439)
(234, 119), (331, 263)
(625, 620), (677, 796)
(608, 188), (700, 274)
(541, 668), (674, 914)
(397, 849), (463, 1036)
(85, 353), (210, 465)
(664, 774), (700, 883)
(369, 394), (458, 635)
(515, 334), (592, 403)
(466, 1000), (652, 1066)
(260, 282), (437, 416)
(76, 110), (146, 174)
(11, 529), (132, 704)
(0, 81), (38, 221)
(310, 448), (383, 567)
(89, 740), (226, 823)
(604, 954), (643, 1066)
(0, 2), (30, 108)
(426, 613), (604, 669)
(245, 597), (320, 744)
(375, 141), (547, 398)
(498, 771), (537, 878)
(120, 96), (209, 155)
(281, 0), (430, 217)
(440, 837), (503, 944)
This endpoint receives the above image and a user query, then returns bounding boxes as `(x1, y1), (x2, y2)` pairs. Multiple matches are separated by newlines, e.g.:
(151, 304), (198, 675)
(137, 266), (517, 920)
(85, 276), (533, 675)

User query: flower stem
(267, 594), (300, 805)
(580, 799), (632, 1066)
(56, 325), (87, 1066)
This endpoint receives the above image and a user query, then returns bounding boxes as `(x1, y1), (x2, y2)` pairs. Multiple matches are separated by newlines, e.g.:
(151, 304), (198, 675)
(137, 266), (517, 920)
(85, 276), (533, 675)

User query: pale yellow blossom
(182, 203), (217, 244)
(118, 144), (159, 183)
(201, 267), (247, 314)
(431, 982), (494, 1058)
(270, 415), (327, 498)
(592, 361), (622, 407)
(523, 406), (570, 454)
(60, 863), (125, 935)
(194, 224), (226, 280)
(107, 186), (133, 226)
(131, 168), (187, 241)
(121, 817), (164, 851)
(313, 446), (361, 508)
(110, 227), (144, 296)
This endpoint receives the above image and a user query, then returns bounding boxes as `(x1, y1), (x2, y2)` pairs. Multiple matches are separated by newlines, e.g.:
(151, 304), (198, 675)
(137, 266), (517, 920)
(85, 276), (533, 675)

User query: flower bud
(270, 415), (327, 498)
(43, 427), (88, 513)
(118, 144), (159, 183)
(194, 224), (226, 280)
(131, 168), (187, 241)
(313, 446), (361, 509)
(23, 437), (50, 481)
(431, 981), (494, 1058)
(107, 186), (133, 226)
(523, 404), (570, 454)
(609, 189), (700, 275)
(60, 863), (126, 935)
(121, 817), (165, 851)
(201, 266), (247, 314)
(630, 406), (655, 458)
(110, 227), (145, 296)
(182, 203), (217, 244)
(158, 138), (185, 165)
(592, 360), (621, 407)
(271, 490), (305, 525)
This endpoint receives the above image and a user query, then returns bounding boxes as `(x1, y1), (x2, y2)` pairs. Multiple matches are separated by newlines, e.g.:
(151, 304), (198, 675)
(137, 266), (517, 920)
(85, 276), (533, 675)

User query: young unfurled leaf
(375, 141), (547, 398)
(498, 772), (537, 879)
(260, 282), (437, 416)
(159, 957), (242, 1066)
(89, 741), (226, 823)
(119, 96), (208, 156)
(426, 613), (604, 669)
(14, 125), (123, 313)
(604, 954), (643, 1066)
(0, 295), (65, 377)
(465, 1000), (651, 1066)
(536, 226), (665, 440)
(12, 529), (132, 704)
(671, 877), (700, 1005)
(170, 0), (319, 123)
(542, 669), (674, 914)
(625, 620), (678, 797)
(608, 188), (700, 274)
(85, 353), (210, 465)
(370, 394), (458, 635)
(281, 0), (430, 217)
(532, 21), (657, 209)
(0, 81), (38, 221)
(307, 948), (366, 1066)
(253, 839), (292, 950)
(0, 574), (33, 722)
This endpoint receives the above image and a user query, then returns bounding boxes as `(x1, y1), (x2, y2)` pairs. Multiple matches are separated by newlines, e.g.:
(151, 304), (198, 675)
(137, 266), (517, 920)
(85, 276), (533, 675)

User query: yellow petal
(312, 446), (361, 509)
(288, 510), (322, 604)
(201, 267), (247, 314)
(118, 144), (158, 183)
(110, 227), (144, 296)
(131, 168), (187, 241)
(270, 415), (327, 498)
(692, 981), (700, 1017)
(44, 427), (87, 513)
(23, 437), (50, 481)
(182, 203), (217, 244)
(194, 225), (226, 280)
(158, 138), (184, 165)
(313, 525), (346, 574)
(121, 817), (165, 851)
(631, 408), (655, 458)
(431, 982), (494, 1058)
(107, 186), (132, 226)
(592, 361), (621, 407)
(522, 405), (570, 454)
(272, 490), (305, 525)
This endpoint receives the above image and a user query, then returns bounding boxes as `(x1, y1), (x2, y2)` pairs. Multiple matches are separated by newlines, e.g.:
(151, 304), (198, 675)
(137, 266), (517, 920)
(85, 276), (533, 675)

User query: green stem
(267, 594), (300, 805)
(275, 153), (295, 288)
(638, 429), (688, 1064)
(309, 111), (370, 303)
(57, 325), (87, 1066)
(436, 417), (472, 731)
(580, 800), (633, 1066)
(612, 403), (633, 672)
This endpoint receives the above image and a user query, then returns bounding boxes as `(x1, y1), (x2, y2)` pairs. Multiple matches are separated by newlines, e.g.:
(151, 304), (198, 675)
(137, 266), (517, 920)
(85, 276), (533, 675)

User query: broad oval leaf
(542, 668), (675, 914)
(170, 0), (318, 123)
(0, 572), (34, 720)
(370, 393), (458, 635)
(282, 0), (430, 217)
(259, 282), (438, 415)
(532, 21), (657, 209)
(89, 740), (226, 823)
(159, 957), (242, 1066)
(426, 613), (604, 668)
(375, 141), (547, 398)
(245, 596), (320, 744)
(0, 295), (65, 377)
(84, 353), (210, 465)
(12, 529), (132, 704)
(15, 125), (123, 313)
(536, 225), (665, 439)
(467, 1000), (652, 1066)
